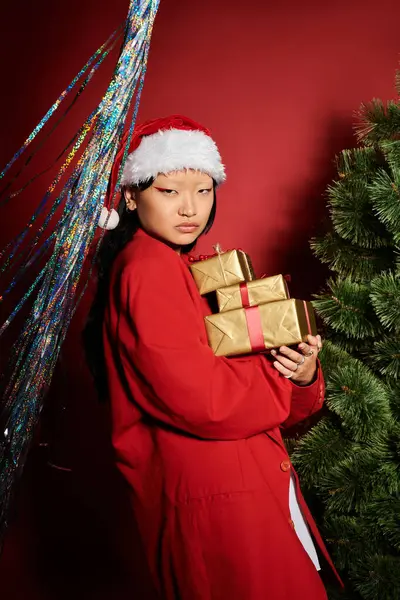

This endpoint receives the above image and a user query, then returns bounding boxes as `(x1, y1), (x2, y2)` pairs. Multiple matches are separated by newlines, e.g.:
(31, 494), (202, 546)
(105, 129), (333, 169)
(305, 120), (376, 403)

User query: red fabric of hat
(106, 115), (211, 212)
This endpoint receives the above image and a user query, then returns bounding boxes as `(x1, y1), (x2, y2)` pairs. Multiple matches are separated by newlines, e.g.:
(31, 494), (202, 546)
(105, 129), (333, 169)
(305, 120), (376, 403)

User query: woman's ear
(124, 187), (137, 212)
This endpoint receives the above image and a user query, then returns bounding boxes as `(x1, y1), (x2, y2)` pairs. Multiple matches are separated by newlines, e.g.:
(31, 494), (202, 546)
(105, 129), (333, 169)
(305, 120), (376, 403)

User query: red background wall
(0, 0), (399, 597)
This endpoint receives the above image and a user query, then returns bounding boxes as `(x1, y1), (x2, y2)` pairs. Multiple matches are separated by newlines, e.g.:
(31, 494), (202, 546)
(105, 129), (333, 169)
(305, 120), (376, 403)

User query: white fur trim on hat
(120, 129), (226, 186)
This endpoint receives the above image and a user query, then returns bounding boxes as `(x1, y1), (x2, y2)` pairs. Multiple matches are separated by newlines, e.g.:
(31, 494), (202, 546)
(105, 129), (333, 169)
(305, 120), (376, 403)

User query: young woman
(85, 115), (341, 599)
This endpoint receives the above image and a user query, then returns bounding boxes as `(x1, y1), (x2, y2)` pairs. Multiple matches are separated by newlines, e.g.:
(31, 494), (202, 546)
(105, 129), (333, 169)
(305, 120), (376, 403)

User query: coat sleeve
(281, 364), (325, 429)
(113, 252), (296, 441)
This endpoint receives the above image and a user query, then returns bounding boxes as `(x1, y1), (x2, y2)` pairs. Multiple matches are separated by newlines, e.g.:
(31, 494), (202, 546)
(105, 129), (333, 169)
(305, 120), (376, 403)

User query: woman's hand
(270, 335), (322, 386)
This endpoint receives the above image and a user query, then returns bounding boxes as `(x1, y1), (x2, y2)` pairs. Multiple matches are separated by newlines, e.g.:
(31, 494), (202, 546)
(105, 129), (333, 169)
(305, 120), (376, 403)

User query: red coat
(103, 227), (341, 599)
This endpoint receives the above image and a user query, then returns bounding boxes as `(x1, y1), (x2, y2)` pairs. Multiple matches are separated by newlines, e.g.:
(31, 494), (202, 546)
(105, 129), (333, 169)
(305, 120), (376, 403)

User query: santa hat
(99, 114), (226, 229)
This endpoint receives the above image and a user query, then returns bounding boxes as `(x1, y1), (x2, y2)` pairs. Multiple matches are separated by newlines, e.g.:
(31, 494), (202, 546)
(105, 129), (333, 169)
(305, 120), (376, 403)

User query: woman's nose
(178, 194), (197, 217)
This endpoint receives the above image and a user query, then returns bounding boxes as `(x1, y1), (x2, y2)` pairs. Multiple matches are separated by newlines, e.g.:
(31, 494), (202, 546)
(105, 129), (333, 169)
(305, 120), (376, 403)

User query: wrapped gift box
(204, 298), (317, 357)
(216, 275), (289, 313)
(190, 249), (255, 295)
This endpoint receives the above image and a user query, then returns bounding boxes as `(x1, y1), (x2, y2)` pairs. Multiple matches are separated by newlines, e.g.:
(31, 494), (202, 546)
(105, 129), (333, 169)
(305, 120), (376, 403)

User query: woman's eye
(199, 188), (212, 195)
(158, 188), (177, 195)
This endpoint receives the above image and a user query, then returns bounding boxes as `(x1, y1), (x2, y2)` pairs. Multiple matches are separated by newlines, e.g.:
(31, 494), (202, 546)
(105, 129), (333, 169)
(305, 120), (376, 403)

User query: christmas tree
(291, 72), (400, 600)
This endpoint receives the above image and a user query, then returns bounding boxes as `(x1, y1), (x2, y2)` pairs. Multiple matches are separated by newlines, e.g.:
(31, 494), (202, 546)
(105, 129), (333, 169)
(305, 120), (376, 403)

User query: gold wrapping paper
(190, 249), (255, 295)
(204, 298), (317, 357)
(216, 275), (289, 313)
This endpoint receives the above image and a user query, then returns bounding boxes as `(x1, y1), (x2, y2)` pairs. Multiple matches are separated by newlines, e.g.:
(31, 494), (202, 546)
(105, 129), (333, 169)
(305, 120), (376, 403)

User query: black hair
(83, 178), (217, 402)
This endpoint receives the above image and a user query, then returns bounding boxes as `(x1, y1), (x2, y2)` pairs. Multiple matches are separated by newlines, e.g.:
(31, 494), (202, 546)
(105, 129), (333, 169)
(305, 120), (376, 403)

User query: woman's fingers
(303, 334), (318, 347)
(272, 359), (294, 378)
(270, 350), (300, 372)
(270, 335), (323, 383)
(299, 335), (322, 355)
(271, 336), (322, 384)
(298, 343), (314, 357)
(272, 346), (307, 364)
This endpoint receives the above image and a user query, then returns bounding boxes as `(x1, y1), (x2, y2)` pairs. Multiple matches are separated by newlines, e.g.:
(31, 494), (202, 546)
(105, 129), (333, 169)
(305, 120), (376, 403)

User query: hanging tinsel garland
(0, 0), (161, 541)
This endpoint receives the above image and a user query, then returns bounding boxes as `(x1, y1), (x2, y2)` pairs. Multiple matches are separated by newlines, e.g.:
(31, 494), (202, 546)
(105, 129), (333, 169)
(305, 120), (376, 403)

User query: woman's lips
(175, 223), (200, 233)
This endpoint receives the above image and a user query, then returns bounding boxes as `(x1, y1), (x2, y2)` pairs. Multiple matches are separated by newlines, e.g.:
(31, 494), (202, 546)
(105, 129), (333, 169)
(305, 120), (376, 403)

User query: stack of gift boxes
(189, 247), (317, 357)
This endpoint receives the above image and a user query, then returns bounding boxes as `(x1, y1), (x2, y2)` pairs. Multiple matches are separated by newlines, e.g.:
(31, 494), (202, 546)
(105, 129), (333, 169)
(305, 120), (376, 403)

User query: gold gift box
(204, 298), (317, 357)
(216, 275), (289, 313)
(190, 249), (255, 295)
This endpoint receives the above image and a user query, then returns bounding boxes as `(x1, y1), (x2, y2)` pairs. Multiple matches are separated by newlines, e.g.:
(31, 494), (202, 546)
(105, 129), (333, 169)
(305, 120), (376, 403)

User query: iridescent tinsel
(0, 0), (160, 541)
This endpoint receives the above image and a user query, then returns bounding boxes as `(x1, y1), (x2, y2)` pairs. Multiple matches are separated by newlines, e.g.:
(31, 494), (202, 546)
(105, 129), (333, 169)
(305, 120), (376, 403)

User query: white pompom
(98, 207), (120, 230)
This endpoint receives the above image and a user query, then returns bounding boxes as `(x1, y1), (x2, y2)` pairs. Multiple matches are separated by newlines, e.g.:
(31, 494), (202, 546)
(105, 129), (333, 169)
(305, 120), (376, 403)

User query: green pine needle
(301, 69), (400, 600)
(355, 99), (400, 145)
(387, 381), (400, 420)
(326, 585), (362, 600)
(396, 69), (400, 97)
(317, 340), (354, 376)
(326, 331), (373, 357)
(351, 554), (400, 600)
(311, 233), (393, 281)
(377, 424), (400, 496)
(370, 272), (400, 331)
(364, 497), (400, 552)
(322, 514), (383, 573)
(366, 337), (400, 378)
(323, 513), (361, 551)
(313, 277), (379, 339)
(282, 437), (298, 457)
(369, 169), (400, 238)
(380, 138), (400, 171)
(320, 447), (392, 514)
(335, 147), (379, 178)
(326, 362), (391, 442)
(291, 418), (355, 490)
(319, 338), (374, 374)
(328, 177), (390, 249)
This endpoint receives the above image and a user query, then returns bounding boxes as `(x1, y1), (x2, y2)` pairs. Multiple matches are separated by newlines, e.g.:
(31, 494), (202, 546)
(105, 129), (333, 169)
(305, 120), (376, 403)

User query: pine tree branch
(291, 418), (355, 491)
(317, 340), (354, 375)
(326, 362), (391, 442)
(328, 147), (391, 249)
(355, 99), (400, 145)
(351, 555), (400, 600)
(303, 68), (400, 600)
(325, 331), (373, 357)
(370, 272), (400, 331)
(365, 497), (400, 552)
(319, 443), (394, 514)
(335, 147), (380, 177)
(395, 68), (400, 97)
(366, 337), (400, 379)
(380, 138), (400, 171)
(323, 514), (385, 573)
(369, 169), (400, 243)
(326, 584), (362, 600)
(328, 177), (391, 249)
(311, 233), (394, 281)
(313, 277), (381, 339)
(387, 381), (400, 420)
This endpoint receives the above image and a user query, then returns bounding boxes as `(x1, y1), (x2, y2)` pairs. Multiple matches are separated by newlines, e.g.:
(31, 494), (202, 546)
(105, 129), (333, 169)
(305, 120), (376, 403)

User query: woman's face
(124, 169), (214, 248)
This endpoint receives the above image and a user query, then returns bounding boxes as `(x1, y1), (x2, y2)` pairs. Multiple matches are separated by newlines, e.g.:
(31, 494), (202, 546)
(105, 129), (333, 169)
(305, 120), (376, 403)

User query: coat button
(280, 460), (291, 472)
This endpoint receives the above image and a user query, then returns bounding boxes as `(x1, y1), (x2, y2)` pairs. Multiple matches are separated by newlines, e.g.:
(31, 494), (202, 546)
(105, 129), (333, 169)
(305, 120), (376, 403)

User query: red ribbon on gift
(239, 282), (251, 308)
(244, 299), (313, 353)
(188, 247), (246, 263)
(244, 306), (265, 352)
(303, 300), (312, 335)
